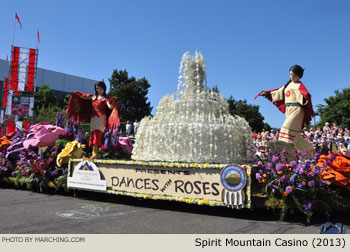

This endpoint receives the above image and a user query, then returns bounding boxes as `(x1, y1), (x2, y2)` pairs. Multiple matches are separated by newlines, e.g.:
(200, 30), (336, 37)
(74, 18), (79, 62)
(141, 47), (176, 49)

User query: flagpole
(36, 29), (39, 49)
(12, 13), (16, 45)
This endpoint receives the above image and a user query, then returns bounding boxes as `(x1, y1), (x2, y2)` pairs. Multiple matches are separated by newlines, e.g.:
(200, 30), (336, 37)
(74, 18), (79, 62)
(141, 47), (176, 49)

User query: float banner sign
(67, 161), (106, 191)
(69, 161), (251, 208)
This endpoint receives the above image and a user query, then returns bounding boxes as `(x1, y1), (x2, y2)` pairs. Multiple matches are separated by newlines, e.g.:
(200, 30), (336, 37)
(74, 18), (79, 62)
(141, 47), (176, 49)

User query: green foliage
(108, 69), (153, 122)
(34, 84), (57, 114)
(317, 88), (350, 128)
(263, 123), (272, 132)
(55, 175), (68, 192)
(35, 104), (65, 125)
(227, 96), (266, 132)
(34, 83), (65, 125)
(57, 93), (72, 109)
(99, 147), (131, 160)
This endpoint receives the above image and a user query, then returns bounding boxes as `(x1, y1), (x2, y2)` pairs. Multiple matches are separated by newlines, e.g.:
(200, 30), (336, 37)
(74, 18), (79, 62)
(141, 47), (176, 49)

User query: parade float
(1, 51), (350, 223)
(68, 51), (253, 209)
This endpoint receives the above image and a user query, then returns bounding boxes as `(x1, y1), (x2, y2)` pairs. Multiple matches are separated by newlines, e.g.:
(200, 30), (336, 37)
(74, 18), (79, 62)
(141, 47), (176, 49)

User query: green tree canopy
(108, 69), (153, 122)
(317, 88), (350, 129)
(34, 83), (57, 114)
(263, 123), (272, 132)
(35, 104), (64, 125)
(227, 96), (267, 132)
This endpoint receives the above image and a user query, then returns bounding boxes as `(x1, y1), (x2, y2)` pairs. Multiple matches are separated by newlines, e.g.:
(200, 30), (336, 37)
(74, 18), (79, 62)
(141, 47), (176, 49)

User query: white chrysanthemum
(132, 51), (253, 164)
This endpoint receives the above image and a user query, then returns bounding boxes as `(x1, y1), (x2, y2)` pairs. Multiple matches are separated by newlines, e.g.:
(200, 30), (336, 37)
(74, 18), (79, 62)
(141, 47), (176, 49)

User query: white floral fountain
(131, 51), (253, 164)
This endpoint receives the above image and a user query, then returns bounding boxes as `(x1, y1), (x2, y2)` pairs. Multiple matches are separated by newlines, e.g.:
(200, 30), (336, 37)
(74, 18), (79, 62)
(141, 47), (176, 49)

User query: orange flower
(262, 179), (266, 183)
(288, 168), (292, 171)
(283, 191), (288, 197)
(277, 170), (283, 175)
(263, 174), (267, 178)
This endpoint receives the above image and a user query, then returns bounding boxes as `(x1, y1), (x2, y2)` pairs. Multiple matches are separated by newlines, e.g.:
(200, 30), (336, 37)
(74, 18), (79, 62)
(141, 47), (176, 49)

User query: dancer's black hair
(283, 65), (306, 104)
(285, 64), (304, 86)
(290, 65), (304, 79)
(95, 81), (107, 97)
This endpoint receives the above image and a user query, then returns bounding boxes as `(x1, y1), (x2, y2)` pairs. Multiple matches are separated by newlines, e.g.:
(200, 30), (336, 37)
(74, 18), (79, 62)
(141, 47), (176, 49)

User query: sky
(1, 0), (350, 128)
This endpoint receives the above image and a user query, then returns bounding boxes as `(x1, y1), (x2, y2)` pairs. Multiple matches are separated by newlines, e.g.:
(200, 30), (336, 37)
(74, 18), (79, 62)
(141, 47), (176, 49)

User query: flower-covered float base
(68, 158), (252, 209)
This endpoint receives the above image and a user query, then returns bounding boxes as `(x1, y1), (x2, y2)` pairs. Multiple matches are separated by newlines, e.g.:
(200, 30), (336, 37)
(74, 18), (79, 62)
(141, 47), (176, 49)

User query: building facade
(0, 59), (97, 108)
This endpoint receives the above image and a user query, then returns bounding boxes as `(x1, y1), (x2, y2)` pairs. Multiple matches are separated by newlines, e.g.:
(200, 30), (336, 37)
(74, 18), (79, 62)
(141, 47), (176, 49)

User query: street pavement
(0, 186), (348, 234)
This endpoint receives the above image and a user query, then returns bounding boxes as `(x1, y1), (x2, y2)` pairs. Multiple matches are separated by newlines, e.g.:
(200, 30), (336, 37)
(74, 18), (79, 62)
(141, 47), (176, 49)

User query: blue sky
(1, 0), (350, 128)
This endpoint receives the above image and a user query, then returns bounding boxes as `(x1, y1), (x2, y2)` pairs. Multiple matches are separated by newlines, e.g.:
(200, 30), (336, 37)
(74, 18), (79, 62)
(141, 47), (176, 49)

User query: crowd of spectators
(253, 122), (350, 158)
(125, 120), (139, 137)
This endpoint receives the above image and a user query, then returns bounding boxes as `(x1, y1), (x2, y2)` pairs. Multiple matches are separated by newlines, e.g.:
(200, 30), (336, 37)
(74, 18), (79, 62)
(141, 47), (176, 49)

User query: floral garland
(71, 158), (229, 169)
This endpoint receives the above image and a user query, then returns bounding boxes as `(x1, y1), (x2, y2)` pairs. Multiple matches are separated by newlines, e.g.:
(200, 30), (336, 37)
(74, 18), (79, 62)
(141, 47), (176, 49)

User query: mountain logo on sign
(79, 161), (94, 171)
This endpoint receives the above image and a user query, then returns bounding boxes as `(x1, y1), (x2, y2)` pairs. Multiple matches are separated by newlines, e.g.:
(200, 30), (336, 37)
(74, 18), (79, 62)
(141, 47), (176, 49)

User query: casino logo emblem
(79, 161), (94, 171)
(220, 165), (247, 207)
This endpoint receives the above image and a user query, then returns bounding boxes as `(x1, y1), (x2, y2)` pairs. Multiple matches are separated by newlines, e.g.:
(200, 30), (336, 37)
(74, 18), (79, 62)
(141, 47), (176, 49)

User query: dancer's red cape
(66, 91), (120, 130)
(255, 82), (315, 126)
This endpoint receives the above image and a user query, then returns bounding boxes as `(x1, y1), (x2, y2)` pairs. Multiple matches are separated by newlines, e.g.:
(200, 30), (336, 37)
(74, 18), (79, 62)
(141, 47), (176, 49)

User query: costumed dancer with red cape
(255, 65), (315, 145)
(66, 81), (120, 158)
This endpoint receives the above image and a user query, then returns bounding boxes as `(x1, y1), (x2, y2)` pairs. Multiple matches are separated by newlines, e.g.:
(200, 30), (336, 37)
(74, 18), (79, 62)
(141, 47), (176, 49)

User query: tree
(35, 104), (64, 125)
(263, 123), (272, 132)
(227, 96), (267, 132)
(34, 83), (57, 114)
(56, 93), (72, 109)
(317, 88), (350, 128)
(108, 69), (153, 122)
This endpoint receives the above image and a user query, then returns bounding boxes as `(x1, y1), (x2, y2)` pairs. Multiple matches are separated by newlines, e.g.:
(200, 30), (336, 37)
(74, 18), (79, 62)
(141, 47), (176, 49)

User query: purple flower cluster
(0, 143), (67, 191)
(64, 119), (75, 134)
(254, 149), (332, 214)
(103, 130), (120, 148)
(56, 113), (66, 128)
